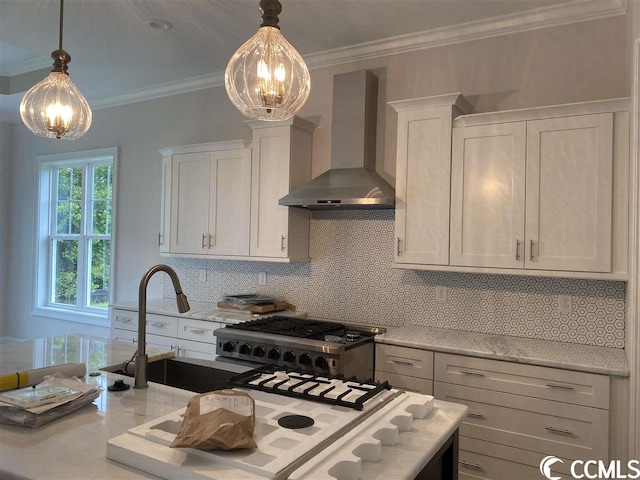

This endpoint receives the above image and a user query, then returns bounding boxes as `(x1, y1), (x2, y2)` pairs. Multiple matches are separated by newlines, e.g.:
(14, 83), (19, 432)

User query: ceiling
(0, 0), (623, 122)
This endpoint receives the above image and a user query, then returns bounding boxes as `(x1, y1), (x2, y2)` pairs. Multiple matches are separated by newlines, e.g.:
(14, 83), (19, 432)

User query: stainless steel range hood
(279, 70), (395, 209)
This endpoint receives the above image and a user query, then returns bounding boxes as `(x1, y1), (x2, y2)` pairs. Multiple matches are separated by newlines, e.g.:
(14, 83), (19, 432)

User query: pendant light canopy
(20, 0), (92, 140)
(225, 0), (310, 121)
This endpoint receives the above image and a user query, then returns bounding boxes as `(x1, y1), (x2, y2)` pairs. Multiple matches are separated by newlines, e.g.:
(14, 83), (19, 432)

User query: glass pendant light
(20, 0), (92, 140)
(225, 0), (310, 121)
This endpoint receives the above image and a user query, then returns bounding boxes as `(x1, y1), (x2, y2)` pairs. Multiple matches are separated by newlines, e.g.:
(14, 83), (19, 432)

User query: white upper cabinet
(158, 153), (172, 254)
(525, 114), (613, 272)
(392, 97), (629, 280)
(390, 94), (472, 266)
(450, 122), (526, 268)
(163, 141), (252, 258)
(171, 152), (211, 255)
(247, 117), (316, 261)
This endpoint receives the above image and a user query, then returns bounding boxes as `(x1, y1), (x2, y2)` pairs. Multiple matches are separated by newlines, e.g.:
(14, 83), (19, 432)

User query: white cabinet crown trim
(455, 97), (630, 127)
(245, 116), (317, 133)
(159, 140), (251, 156)
(389, 92), (473, 114)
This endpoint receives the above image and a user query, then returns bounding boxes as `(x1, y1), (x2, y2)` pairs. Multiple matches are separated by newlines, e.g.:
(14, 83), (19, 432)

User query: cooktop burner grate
(229, 365), (391, 411)
(225, 316), (347, 339)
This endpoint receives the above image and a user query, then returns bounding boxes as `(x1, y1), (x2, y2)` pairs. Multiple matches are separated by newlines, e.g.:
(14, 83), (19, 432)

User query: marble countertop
(111, 299), (302, 324)
(0, 334), (175, 376)
(0, 336), (463, 480)
(377, 325), (629, 376)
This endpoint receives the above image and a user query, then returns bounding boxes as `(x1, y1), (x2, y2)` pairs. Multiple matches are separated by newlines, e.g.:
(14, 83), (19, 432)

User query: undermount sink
(105, 357), (250, 393)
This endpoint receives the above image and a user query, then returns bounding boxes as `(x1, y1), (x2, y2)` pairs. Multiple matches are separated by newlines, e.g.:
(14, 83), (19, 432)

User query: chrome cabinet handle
(546, 383), (575, 391)
(460, 461), (483, 471)
(281, 235), (286, 251)
(150, 322), (166, 328)
(397, 238), (402, 256)
(530, 239), (536, 261)
(202, 233), (206, 248)
(209, 234), (214, 248)
(190, 329), (205, 334)
(515, 239), (521, 260)
(176, 346), (182, 356)
(546, 426), (574, 436)
(390, 358), (414, 366)
(116, 317), (131, 323)
(158, 233), (163, 246)
(461, 369), (485, 377)
(467, 411), (485, 419)
(170, 345), (175, 351)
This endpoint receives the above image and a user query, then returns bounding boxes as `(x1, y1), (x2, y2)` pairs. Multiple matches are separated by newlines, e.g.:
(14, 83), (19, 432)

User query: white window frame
(33, 147), (118, 325)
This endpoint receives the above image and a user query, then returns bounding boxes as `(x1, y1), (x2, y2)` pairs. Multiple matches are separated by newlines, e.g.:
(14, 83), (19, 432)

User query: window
(34, 148), (118, 324)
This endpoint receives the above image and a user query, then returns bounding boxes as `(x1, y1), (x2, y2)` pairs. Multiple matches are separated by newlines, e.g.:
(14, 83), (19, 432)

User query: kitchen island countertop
(377, 325), (629, 376)
(0, 335), (467, 480)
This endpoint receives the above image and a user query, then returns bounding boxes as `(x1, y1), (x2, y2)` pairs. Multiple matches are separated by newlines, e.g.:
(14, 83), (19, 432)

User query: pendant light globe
(19, 0), (92, 140)
(225, 1), (310, 121)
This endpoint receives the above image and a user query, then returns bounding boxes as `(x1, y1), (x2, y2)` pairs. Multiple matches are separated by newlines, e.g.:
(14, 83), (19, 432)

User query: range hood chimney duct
(279, 70), (395, 209)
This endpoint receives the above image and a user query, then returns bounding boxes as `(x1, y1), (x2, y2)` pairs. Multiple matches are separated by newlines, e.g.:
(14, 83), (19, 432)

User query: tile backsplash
(165, 210), (626, 349)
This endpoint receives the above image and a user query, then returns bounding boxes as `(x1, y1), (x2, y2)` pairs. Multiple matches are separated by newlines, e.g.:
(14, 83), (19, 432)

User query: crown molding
(3, 55), (51, 77)
(4, 0), (628, 116)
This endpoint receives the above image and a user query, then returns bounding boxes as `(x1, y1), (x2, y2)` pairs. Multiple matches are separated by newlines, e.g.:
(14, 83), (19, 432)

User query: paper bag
(170, 389), (257, 451)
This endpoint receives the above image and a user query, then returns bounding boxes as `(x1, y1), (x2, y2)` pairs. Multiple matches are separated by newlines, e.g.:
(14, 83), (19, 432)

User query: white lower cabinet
(110, 308), (222, 361)
(374, 345), (614, 480)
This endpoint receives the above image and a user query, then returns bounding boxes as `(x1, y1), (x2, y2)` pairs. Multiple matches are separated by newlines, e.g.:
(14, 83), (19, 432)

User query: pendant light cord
(59, 0), (64, 50)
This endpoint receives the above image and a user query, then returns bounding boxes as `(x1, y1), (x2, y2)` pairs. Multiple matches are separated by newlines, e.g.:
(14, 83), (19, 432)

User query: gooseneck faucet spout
(135, 264), (190, 389)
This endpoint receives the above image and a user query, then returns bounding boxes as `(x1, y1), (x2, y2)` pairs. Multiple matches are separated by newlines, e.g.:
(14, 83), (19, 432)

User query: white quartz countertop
(111, 299), (302, 324)
(377, 325), (629, 377)
(0, 334), (175, 376)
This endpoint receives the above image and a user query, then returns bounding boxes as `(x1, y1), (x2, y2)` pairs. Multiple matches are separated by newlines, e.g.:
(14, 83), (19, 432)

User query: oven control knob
(239, 344), (251, 355)
(299, 353), (312, 366)
(222, 341), (235, 352)
(283, 351), (296, 363)
(268, 348), (281, 361)
(253, 346), (265, 358)
(315, 356), (328, 369)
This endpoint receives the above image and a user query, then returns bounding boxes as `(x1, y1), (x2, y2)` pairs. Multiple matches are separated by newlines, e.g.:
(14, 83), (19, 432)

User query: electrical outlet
(258, 272), (267, 286)
(198, 269), (207, 283)
(435, 286), (447, 303)
(558, 294), (572, 314)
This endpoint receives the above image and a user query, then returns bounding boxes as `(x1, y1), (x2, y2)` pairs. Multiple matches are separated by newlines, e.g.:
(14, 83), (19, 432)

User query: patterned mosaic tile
(164, 210), (626, 349)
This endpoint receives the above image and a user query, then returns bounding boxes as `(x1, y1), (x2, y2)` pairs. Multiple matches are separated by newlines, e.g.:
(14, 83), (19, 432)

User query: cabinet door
(170, 152), (211, 254)
(525, 114), (613, 272)
(250, 126), (291, 258)
(395, 106), (452, 265)
(450, 123), (526, 268)
(159, 155), (172, 254)
(177, 338), (216, 361)
(208, 149), (251, 256)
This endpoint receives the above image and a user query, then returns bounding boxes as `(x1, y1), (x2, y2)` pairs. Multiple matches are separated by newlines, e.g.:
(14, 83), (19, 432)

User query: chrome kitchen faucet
(135, 264), (190, 388)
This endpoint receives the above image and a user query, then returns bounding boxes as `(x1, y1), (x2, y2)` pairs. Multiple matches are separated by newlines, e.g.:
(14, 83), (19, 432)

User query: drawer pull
(190, 329), (206, 334)
(460, 461), (483, 471)
(546, 383), (575, 391)
(545, 426), (575, 436)
(116, 317), (131, 323)
(150, 322), (166, 328)
(461, 369), (485, 377)
(391, 359), (414, 366)
(467, 411), (485, 419)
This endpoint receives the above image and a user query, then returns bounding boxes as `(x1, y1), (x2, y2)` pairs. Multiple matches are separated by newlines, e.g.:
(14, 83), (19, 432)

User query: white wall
(7, 15), (629, 339)
(0, 121), (10, 336)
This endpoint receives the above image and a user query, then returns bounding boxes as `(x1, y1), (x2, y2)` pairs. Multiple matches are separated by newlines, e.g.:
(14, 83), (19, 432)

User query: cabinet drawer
(459, 437), (573, 480)
(177, 339), (216, 361)
(178, 318), (220, 344)
(435, 353), (609, 409)
(111, 328), (137, 343)
(435, 382), (608, 461)
(146, 333), (177, 351)
(146, 314), (178, 337)
(111, 309), (137, 332)
(375, 371), (433, 395)
(375, 344), (434, 380)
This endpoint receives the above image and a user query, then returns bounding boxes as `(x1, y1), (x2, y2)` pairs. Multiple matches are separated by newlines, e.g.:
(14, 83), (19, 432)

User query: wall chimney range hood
(279, 70), (395, 209)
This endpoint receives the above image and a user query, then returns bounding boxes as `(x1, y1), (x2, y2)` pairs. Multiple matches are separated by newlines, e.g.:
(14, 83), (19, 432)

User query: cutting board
(216, 301), (295, 313)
